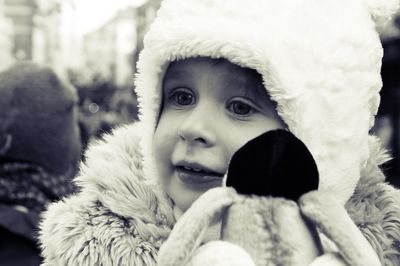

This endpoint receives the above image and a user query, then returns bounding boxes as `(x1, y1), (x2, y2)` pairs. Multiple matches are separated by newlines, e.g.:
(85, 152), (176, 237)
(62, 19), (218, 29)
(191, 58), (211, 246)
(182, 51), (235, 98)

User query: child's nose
(178, 107), (217, 147)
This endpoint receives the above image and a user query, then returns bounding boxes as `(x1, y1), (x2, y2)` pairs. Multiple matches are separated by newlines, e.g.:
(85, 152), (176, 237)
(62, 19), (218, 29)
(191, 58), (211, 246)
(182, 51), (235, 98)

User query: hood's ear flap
(299, 190), (381, 266)
(157, 187), (238, 266)
(226, 129), (319, 201)
(361, 0), (399, 27)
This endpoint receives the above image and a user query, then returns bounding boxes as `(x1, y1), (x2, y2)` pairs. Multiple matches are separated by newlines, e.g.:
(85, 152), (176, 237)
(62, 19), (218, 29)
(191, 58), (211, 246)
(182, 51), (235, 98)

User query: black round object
(226, 129), (319, 201)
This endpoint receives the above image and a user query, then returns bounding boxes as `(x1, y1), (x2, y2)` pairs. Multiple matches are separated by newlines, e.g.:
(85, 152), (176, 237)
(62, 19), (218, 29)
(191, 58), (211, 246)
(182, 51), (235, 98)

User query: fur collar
(39, 122), (400, 265)
(39, 123), (175, 265)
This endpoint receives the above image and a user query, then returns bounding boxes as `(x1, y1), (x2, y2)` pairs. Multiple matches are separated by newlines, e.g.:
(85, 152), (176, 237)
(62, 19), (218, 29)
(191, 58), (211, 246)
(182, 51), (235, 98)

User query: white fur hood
(135, 0), (399, 205)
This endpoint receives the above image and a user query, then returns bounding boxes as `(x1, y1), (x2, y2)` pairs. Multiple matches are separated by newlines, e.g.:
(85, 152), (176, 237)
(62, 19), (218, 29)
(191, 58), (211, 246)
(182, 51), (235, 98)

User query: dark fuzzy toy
(226, 129), (319, 201)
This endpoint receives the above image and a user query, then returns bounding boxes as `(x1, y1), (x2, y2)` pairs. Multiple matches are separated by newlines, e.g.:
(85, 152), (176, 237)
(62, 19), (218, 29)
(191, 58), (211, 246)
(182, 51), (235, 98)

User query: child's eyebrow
(163, 70), (191, 81)
(222, 74), (263, 95)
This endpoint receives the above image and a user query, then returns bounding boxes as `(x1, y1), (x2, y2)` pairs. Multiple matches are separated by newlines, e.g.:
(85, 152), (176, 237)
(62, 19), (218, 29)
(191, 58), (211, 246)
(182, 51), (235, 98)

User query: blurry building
(32, 0), (63, 67)
(0, 0), (14, 71)
(3, 0), (37, 61)
(2, 0), (76, 77)
(133, 0), (161, 69)
(34, 0), (80, 78)
(58, 0), (81, 77)
(82, 0), (161, 88)
(83, 7), (137, 87)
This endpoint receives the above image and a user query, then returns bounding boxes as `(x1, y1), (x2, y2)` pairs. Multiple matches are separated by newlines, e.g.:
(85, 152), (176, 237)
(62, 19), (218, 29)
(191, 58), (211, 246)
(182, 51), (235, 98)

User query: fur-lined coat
(39, 122), (400, 265)
(40, 0), (400, 263)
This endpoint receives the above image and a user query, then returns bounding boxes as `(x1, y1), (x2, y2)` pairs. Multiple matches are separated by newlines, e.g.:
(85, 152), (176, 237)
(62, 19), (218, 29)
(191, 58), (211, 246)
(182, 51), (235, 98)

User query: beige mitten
(157, 187), (238, 266)
(222, 196), (321, 266)
(188, 240), (255, 266)
(157, 187), (322, 266)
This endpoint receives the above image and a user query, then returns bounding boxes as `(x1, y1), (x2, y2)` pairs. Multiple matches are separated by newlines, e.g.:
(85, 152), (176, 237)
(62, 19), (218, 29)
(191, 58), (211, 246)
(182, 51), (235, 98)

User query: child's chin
(173, 187), (213, 212)
(168, 175), (222, 212)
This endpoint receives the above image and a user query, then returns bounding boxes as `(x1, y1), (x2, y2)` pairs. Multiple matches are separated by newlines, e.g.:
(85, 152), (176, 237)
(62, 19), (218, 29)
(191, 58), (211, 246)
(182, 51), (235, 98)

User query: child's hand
(157, 187), (239, 266)
(186, 240), (255, 266)
(221, 196), (322, 266)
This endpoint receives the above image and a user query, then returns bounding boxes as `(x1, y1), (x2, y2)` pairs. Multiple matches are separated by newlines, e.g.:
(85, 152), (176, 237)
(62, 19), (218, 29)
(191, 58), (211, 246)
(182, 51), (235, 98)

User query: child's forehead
(164, 57), (264, 87)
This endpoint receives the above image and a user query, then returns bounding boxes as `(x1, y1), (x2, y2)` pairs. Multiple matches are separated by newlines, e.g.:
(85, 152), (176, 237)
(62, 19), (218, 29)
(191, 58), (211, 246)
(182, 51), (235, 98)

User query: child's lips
(175, 165), (224, 185)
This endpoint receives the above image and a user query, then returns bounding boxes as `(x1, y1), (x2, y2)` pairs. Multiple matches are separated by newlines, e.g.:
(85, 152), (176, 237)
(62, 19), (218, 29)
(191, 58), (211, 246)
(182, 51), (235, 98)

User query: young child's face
(153, 57), (285, 211)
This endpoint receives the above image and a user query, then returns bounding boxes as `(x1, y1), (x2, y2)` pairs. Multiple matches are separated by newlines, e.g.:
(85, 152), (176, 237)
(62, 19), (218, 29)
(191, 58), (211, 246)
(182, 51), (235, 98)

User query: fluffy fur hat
(0, 62), (82, 177)
(135, 0), (399, 205)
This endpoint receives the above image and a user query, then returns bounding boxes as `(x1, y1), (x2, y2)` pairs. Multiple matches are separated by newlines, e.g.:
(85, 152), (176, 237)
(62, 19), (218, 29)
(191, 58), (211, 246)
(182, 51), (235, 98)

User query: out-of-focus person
(0, 62), (82, 266)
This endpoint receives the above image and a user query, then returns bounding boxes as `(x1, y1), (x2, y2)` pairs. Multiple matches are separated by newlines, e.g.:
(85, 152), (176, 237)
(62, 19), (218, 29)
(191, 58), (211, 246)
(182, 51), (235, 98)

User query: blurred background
(0, 0), (400, 187)
(0, 0), (161, 151)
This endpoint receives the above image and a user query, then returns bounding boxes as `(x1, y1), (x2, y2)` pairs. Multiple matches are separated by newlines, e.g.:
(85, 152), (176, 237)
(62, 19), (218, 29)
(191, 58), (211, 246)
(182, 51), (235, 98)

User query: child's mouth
(176, 165), (224, 185)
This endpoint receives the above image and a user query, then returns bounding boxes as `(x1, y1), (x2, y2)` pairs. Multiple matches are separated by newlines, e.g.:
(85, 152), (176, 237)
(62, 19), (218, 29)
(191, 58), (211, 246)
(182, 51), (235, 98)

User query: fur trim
(39, 123), (175, 265)
(346, 135), (400, 265)
(346, 175), (400, 265)
(135, 0), (395, 205)
(360, 136), (392, 181)
(362, 0), (400, 27)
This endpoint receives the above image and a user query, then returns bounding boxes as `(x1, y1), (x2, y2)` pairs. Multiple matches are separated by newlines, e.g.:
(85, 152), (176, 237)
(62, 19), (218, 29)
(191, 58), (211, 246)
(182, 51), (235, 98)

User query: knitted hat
(135, 0), (399, 205)
(0, 62), (82, 177)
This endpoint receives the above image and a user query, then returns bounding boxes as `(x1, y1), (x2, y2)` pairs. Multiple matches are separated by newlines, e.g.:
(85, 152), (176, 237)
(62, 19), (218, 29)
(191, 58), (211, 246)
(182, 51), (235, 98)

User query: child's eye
(227, 100), (255, 116)
(169, 88), (195, 106)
